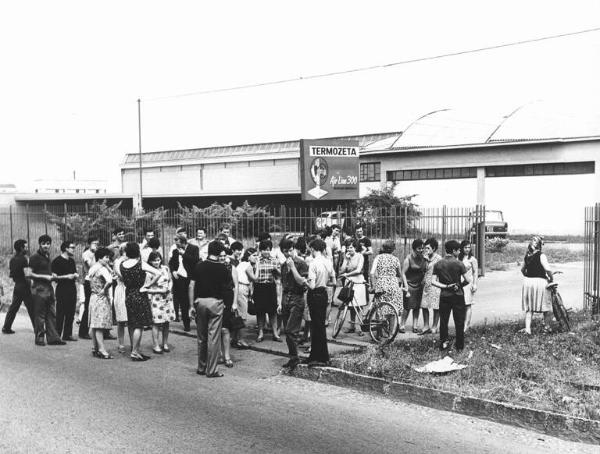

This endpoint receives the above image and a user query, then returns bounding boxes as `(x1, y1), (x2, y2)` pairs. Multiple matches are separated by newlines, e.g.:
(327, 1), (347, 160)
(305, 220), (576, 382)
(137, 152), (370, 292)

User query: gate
(584, 204), (600, 316)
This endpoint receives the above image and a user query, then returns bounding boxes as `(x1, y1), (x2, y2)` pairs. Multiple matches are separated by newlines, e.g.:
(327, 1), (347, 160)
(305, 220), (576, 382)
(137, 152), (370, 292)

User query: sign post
(300, 139), (360, 201)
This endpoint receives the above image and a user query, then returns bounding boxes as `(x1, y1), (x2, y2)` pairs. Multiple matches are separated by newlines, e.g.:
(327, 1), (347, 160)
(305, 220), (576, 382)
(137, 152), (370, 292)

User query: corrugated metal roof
(123, 132), (400, 165)
(362, 101), (600, 154)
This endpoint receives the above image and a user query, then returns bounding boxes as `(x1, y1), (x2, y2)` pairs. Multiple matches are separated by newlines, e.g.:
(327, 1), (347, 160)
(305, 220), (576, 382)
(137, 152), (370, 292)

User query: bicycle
(547, 271), (570, 332)
(332, 289), (400, 345)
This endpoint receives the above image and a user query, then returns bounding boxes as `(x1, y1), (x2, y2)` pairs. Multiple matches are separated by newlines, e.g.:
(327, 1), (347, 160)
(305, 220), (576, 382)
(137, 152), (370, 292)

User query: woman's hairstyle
(458, 240), (473, 260)
(424, 237), (438, 252)
(94, 247), (112, 262)
(148, 237), (160, 249)
(344, 238), (362, 253)
(125, 242), (140, 259)
(380, 239), (395, 254)
(257, 232), (271, 242)
(241, 247), (257, 262)
(411, 239), (424, 251)
(528, 235), (543, 253)
(148, 251), (162, 264)
(258, 239), (273, 251)
(279, 238), (294, 252)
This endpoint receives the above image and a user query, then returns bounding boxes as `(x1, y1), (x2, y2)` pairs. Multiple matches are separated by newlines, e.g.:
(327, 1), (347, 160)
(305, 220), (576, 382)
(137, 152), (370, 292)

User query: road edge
(291, 364), (600, 445)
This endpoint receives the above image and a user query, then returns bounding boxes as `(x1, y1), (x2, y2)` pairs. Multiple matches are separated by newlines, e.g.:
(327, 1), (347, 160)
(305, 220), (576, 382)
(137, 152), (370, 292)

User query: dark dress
(403, 254), (427, 310)
(120, 260), (153, 328)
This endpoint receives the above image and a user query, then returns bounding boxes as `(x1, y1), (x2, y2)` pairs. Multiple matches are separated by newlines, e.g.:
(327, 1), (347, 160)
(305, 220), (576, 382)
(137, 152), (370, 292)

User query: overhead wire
(144, 26), (600, 102)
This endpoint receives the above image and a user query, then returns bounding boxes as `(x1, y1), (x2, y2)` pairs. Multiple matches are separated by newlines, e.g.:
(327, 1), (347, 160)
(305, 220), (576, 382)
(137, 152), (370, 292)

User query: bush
(485, 237), (509, 253)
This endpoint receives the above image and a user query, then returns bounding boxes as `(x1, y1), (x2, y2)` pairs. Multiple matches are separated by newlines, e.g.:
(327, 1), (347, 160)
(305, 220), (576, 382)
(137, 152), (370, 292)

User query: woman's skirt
(113, 282), (128, 323)
(237, 283), (251, 320)
(521, 277), (551, 313)
(253, 282), (277, 316)
(150, 293), (176, 324)
(403, 284), (423, 311)
(421, 283), (440, 310)
(89, 294), (113, 329)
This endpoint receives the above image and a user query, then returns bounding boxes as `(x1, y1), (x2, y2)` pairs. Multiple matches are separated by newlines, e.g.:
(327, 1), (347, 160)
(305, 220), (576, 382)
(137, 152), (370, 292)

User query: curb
(291, 364), (600, 445)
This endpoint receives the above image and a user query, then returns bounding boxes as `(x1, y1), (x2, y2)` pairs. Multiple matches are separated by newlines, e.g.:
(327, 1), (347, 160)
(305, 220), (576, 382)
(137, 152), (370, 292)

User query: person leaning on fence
(520, 235), (554, 335)
(188, 240), (230, 378)
(431, 240), (471, 352)
(28, 234), (66, 346)
(2, 239), (35, 334)
(51, 241), (79, 341)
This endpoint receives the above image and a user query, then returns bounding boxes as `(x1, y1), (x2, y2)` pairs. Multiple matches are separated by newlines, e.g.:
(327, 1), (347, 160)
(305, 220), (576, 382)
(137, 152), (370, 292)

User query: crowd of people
(1, 219), (490, 377)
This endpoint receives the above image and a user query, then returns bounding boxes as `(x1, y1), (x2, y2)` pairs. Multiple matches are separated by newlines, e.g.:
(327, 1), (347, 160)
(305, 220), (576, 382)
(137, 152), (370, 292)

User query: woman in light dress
(521, 236), (553, 335)
(113, 244), (129, 353)
(338, 238), (366, 336)
(420, 238), (442, 334)
(459, 240), (479, 334)
(88, 248), (114, 359)
(146, 251), (175, 354)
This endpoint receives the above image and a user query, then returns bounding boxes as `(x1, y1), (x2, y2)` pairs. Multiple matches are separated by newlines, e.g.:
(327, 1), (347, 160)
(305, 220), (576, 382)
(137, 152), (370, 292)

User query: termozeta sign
(300, 139), (360, 201)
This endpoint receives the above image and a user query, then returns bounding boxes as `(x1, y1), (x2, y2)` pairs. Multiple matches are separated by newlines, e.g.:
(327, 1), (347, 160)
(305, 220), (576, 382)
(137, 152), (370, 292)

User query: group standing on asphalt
(6, 222), (568, 374)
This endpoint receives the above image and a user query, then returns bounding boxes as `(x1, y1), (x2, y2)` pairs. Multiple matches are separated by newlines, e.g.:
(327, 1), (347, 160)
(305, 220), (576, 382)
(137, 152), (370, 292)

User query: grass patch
(486, 243), (584, 271)
(333, 311), (600, 420)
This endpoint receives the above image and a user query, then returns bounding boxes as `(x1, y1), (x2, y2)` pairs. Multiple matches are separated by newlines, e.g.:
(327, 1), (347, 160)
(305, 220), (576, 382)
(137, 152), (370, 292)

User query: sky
(1, 1), (599, 232)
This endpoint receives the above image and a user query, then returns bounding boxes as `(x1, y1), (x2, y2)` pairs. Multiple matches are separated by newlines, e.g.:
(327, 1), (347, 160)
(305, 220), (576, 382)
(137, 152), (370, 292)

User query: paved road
(0, 316), (596, 453)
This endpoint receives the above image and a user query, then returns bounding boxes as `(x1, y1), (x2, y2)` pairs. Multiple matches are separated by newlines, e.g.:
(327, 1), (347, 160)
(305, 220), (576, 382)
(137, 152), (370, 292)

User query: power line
(145, 26), (600, 102)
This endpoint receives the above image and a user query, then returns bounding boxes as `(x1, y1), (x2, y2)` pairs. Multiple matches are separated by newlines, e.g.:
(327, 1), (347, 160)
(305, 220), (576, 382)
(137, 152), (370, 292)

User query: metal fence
(0, 204), (486, 272)
(584, 204), (600, 316)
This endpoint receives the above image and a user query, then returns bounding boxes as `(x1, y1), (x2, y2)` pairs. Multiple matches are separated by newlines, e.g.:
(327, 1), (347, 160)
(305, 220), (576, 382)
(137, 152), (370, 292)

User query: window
(485, 162), (594, 178)
(387, 166), (477, 182)
(360, 162), (381, 182)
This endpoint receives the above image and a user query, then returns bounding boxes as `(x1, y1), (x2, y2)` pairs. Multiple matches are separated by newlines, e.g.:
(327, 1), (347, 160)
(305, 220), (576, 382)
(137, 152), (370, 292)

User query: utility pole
(137, 98), (143, 210)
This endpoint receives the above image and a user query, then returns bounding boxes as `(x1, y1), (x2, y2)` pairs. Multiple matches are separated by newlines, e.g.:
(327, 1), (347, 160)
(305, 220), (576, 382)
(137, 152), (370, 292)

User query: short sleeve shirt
(29, 250), (53, 288)
(51, 256), (77, 291)
(255, 256), (281, 284)
(9, 254), (29, 284)
(433, 256), (467, 297)
(308, 255), (335, 289)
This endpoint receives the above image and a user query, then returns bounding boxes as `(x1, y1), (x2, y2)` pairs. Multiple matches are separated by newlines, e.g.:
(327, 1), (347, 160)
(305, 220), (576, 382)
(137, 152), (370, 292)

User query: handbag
(337, 279), (355, 304)
(247, 294), (256, 316)
(230, 310), (246, 330)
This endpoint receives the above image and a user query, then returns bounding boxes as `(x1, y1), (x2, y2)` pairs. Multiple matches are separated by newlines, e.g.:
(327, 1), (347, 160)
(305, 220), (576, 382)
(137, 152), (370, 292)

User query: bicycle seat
(546, 282), (558, 290)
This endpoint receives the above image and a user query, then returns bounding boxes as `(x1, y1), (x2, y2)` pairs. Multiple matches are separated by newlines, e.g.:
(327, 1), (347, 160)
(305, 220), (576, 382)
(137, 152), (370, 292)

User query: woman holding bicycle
(338, 239), (366, 336)
(521, 235), (553, 335)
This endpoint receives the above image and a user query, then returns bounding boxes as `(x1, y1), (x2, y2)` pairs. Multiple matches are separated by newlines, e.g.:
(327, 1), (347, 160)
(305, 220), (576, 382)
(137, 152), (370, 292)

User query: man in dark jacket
(2, 239), (35, 333)
(168, 233), (199, 331)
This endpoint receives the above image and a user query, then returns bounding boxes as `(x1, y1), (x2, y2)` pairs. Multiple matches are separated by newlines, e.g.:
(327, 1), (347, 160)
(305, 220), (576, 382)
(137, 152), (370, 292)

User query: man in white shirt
(189, 227), (210, 261)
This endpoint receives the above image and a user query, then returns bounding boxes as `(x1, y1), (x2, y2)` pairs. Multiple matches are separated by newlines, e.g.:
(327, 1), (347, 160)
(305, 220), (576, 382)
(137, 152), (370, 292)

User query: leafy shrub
(485, 237), (509, 253)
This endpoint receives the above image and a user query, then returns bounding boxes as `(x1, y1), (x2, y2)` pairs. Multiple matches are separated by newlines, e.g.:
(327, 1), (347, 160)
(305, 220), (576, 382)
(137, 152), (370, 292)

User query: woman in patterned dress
(420, 238), (442, 334)
(113, 244), (129, 352)
(120, 242), (161, 361)
(369, 240), (404, 315)
(146, 251), (175, 354)
(88, 248), (114, 359)
(459, 240), (479, 334)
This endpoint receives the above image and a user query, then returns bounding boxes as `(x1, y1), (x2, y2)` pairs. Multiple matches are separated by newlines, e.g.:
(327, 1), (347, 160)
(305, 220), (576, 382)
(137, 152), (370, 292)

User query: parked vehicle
(470, 210), (508, 238)
(315, 211), (346, 230)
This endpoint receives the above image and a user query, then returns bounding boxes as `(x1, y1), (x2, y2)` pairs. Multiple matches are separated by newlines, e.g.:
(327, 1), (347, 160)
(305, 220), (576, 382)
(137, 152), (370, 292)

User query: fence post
(160, 209), (166, 260)
(9, 205), (14, 250)
(441, 205), (447, 247)
(63, 202), (68, 241)
(26, 205), (31, 250)
(44, 203), (48, 235)
(478, 205), (486, 278)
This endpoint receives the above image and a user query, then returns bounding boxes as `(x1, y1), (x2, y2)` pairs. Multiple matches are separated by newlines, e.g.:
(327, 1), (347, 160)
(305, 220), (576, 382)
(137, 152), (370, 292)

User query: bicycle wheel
(332, 304), (348, 338)
(552, 292), (570, 332)
(368, 302), (399, 345)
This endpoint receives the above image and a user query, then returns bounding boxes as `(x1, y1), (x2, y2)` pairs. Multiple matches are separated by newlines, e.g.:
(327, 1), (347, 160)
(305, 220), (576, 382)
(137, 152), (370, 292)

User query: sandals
(162, 345), (170, 353)
(224, 359), (234, 368)
(256, 334), (264, 343)
(97, 351), (113, 359)
(130, 352), (149, 361)
(152, 347), (163, 354)
(272, 336), (283, 343)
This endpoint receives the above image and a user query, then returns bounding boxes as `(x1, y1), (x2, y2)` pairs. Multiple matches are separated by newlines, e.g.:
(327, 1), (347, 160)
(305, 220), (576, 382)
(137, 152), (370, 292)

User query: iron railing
(584, 203), (600, 316)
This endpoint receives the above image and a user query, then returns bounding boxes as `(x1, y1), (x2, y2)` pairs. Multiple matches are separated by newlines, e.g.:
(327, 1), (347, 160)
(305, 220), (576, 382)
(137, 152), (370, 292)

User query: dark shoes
(79, 334), (92, 340)
(272, 336), (283, 343)
(35, 341), (46, 346)
(2, 328), (15, 334)
(282, 358), (300, 370)
(48, 340), (67, 345)
(308, 361), (329, 368)
(207, 372), (225, 378)
(62, 336), (78, 341)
